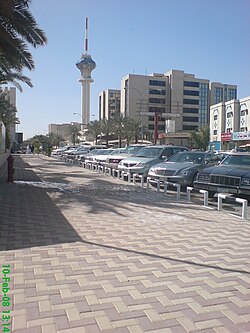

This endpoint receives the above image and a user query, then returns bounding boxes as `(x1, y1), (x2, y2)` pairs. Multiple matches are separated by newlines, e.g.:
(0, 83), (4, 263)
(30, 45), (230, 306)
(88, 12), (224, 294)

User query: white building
(209, 96), (250, 151)
(99, 89), (120, 119)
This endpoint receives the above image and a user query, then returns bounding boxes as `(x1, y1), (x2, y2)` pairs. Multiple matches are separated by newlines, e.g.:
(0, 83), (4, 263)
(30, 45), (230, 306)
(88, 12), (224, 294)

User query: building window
(241, 127), (248, 132)
(183, 99), (199, 105)
(183, 108), (199, 114)
(213, 130), (217, 135)
(226, 112), (233, 118)
(149, 107), (165, 113)
(228, 89), (237, 100)
(183, 116), (199, 122)
(149, 98), (165, 104)
(241, 109), (248, 116)
(149, 80), (166, 87)
(149, 89), (166, 95)
(214, 115), (218, 120)
(183, 90), (199, 96)
(214, 87), (223, 104)
(184, 81), (199, 87)
(183, 125), (198, 130)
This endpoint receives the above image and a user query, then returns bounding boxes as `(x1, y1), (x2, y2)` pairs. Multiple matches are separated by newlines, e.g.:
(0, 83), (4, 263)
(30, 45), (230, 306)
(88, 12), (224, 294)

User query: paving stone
(1, 155), (250, 332)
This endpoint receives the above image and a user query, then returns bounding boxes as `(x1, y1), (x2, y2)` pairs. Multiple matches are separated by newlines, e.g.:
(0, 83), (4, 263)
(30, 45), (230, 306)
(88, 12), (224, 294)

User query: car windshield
(133, 147), (163, 158)
(89, 149), (107, 155)
(125, 146), (145, 154)
(168, 152), (205, 163)
(97, 149), (114, 155)
(221, 154), (250, 166)
(110, 149), (125, 155)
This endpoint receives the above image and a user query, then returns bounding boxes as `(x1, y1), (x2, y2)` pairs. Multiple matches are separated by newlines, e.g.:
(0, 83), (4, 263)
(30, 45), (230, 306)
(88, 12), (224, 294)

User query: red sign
(221, 133), (232, 141)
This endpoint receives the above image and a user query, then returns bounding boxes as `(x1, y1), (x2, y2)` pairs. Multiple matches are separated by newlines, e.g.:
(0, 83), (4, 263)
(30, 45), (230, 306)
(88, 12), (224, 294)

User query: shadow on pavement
(0, 156), (83, 251)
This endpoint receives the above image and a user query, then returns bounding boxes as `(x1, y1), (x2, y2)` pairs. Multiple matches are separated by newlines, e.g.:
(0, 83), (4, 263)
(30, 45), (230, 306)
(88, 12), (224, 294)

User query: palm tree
(0, 90), (19, 148)
(123, 117), (141, 145)
(67, 125), (81, 145)
(47, 132), (65, 148)
(111, 113), (126, 147)
(86, 120), (102, 144)
(0, 59), (33, 91)
(0, 0), (47, 88)
(190, 126), (210, 151)
(101, 118), (114, 147)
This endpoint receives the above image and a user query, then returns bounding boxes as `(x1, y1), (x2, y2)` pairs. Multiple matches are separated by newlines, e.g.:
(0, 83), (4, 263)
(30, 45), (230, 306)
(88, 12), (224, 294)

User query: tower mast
(76, 17), (96, 131)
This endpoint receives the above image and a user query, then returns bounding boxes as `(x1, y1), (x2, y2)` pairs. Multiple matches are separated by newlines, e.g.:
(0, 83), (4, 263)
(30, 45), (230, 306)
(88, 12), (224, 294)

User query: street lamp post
(73, 112), (85, 131)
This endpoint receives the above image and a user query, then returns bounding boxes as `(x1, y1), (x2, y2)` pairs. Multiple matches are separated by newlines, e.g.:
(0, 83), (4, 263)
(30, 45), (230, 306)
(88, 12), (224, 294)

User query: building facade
(209, 96), (250, 151)
(120, 73), (170, 142)
(210, 82), (237, 105)
(118, 70), (237, 144)
(48, 122), (81, 142)
(99, 89), (120, 120)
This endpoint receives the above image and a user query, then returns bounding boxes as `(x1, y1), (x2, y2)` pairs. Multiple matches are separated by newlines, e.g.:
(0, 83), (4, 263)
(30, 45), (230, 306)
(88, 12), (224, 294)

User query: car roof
(226, 152), (250, 155)
(142, 145), (187, 148)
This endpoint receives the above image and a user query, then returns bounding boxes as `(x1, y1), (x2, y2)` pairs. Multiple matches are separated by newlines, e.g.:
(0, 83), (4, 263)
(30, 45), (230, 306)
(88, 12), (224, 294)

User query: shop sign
(221, 133), (232, 141)
(232, 131), (250, 141)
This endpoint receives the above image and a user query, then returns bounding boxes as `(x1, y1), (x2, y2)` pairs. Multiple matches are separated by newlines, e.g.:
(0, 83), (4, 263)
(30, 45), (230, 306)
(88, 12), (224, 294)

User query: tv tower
(76, 18), (96, 130)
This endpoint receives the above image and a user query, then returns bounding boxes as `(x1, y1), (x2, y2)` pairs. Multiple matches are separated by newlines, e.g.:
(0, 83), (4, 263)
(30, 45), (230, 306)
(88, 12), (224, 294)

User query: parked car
(148, 151), (220, 188)
(85, 149), (115, 167)
(118, 145), (188, 179)
(106, 144), (149, 170)
(194, 152), (250, 197)
(74, 146), (107, 162)
(52, 146), (77, 156)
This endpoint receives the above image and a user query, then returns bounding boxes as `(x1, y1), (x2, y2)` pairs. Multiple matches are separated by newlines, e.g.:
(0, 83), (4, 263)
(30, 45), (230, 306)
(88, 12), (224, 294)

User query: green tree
(0, 0), (47, 89)
(0, 90), (19, 148)
(101, 118), (113, 147)
(190, 126), (210, 151)
(86, 120), (102, 144)
(111, 113), (126, 147)
(47, 132), (65, 148)
(67, 125), (80, 145)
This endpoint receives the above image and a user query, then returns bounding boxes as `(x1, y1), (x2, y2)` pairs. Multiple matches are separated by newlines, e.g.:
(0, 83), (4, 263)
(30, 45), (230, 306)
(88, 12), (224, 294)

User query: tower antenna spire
(85, 17), (88, 54)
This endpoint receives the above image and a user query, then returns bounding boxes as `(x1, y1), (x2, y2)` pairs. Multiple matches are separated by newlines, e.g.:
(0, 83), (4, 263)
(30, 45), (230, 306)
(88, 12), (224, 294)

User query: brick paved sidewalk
(0, 154), (250, 333)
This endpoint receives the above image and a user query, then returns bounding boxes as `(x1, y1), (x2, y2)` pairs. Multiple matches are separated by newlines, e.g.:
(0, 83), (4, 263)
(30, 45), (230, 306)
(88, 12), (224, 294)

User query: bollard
(133, 174), (137, 184)
(164, 181), (168, 194)
(173, 183), (181, 200)
(147, 177), (150, 189)
(186, 186), (193, 202)
(157, 179), (161, 192)
(218, 193), (227, 211)
(7, 154), (14, 182)
(128, 173), (131, 183)
(199, 190), (208, 207)
(235, 198), (248, 219)
(140, 175), (144, 187)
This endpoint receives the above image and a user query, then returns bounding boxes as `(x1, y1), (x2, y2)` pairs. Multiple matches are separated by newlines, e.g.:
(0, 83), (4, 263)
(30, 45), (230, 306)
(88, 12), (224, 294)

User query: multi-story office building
(210, 82), (237, 105)
(99, 69), (237, 146)
(120, 73), (170, 141)
(99, 89), (120, 120)
(209, 96), (250, 151)
(165, 69), (210, 132)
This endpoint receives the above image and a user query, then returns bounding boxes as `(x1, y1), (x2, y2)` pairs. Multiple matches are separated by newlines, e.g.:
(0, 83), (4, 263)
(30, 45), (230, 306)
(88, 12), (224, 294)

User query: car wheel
(208, 191), (215, 198)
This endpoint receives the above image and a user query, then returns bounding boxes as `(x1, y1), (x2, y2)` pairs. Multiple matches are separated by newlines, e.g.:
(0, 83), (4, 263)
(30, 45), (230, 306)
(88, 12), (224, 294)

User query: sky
(12, 0), (250, 139)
